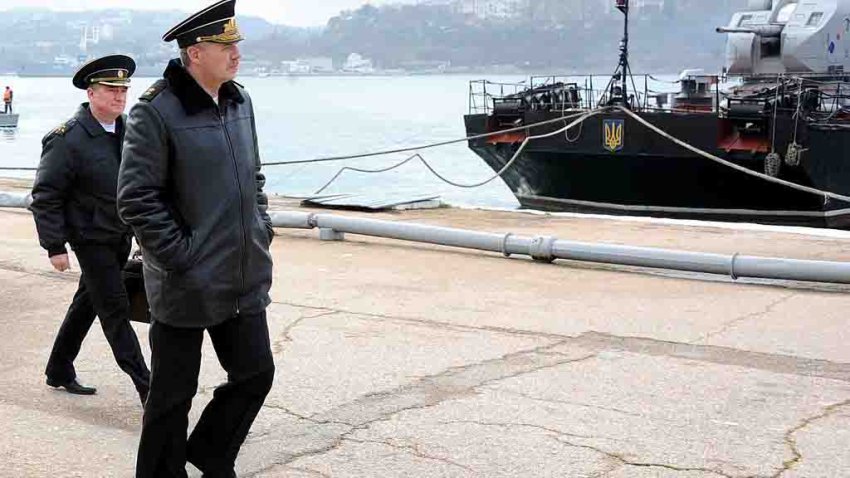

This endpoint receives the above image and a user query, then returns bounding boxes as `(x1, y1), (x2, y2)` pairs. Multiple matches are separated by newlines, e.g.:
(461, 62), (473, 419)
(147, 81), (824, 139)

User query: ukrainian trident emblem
(603, 119), (624, 152)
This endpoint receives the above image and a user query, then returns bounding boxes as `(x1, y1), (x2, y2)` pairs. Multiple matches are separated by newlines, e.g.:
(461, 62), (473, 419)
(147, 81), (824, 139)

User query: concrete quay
(1, 177), (850, 477)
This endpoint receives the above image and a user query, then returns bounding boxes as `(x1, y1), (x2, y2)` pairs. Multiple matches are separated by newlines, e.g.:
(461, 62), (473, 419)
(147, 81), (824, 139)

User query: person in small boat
(3, 86), (12, 114)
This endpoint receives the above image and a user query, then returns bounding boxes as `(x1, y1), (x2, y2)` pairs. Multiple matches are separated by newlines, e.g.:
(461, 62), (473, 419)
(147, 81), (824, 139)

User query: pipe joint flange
(730, 253), (740, 281)
(501, 233), (513, 257)
(530, 235), (557, 263)
(306, 213), (319, 228)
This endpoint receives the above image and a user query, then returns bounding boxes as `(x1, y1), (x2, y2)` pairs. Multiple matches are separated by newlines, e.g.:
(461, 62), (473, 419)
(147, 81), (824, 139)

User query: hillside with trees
(0, 1), (750, 75)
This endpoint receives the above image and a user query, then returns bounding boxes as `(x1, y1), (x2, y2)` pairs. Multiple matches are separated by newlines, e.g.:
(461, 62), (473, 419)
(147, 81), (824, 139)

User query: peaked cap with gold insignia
(72, 54), (136, 90)
(162, 0), (244, 49)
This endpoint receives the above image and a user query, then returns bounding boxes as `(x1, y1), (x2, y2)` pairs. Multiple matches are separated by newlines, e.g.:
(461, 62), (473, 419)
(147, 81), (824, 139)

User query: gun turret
(721, 0), (850, 75)
(716, 24), (784, 37)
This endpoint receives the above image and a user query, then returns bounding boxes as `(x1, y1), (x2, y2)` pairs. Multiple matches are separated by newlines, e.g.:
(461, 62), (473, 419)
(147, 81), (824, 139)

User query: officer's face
(193, 42), (241, 83)
(88, 85), (128, 119)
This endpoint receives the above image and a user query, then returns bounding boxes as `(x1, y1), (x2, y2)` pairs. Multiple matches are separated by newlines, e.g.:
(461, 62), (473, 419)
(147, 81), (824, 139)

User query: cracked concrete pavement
(1, 189), (850, 477)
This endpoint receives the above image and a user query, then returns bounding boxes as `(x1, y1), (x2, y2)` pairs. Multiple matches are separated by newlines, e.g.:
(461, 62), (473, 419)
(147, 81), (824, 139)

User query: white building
(53, 55), (79, 67)
(100, 23), (115, 41)
(78, 25), (100, 53)
(343, 53), (375, 73)
(281, 60), (311, 75)
(603, 0), (666, 14)
(299, 57), (334, 74)
(634, 0), (665, 11)
(458, 0), (529, 20)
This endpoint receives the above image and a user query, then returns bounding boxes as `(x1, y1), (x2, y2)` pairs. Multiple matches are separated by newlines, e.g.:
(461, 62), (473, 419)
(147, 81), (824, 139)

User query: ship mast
(617, 0), (629, 106)
(598, 0), (633, 108)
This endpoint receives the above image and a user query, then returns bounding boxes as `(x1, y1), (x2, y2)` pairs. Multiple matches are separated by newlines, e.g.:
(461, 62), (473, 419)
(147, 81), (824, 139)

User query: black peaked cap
(162, 0), (244, 49)
(72, 54), (135, 90)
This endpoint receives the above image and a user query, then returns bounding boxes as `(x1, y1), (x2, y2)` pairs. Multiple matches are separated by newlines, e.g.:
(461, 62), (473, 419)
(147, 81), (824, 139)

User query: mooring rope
(314, 109), (606, 192)
(0, 166), (37, 171)
(262, 110), (592, 167)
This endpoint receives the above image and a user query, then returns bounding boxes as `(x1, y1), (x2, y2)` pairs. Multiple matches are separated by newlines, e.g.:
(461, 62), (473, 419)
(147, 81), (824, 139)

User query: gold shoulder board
(140, 80), (167, 102)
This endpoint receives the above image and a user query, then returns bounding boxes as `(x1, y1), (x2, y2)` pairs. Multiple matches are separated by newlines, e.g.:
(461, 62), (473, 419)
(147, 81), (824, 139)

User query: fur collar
(163, 58), (244, 116)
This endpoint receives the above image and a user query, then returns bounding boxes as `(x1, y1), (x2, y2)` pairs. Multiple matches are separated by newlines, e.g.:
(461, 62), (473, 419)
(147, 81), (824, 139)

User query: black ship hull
(465, 110), (850, 229)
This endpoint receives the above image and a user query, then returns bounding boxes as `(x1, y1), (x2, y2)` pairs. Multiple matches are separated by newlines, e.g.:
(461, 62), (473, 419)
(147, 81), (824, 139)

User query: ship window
(738, 14), (753, 27)
(807, 12), (823, 26)
(776, 3), (797, 24)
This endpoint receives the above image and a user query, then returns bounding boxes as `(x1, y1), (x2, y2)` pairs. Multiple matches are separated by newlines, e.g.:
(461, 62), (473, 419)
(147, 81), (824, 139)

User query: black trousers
(136, 311), (275, 478)
(44, 240), (150, 396)
(3, 102), (11, 114)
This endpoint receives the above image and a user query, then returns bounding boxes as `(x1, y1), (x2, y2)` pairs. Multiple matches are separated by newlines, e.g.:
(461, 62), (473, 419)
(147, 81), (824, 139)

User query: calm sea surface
(0, 75), (529, 209)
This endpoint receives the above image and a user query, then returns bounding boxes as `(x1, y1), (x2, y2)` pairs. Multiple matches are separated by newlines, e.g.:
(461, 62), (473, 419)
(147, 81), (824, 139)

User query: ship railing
(806, 80), (850, 121)
(468, 80), (529, 115)
(722, 76), (850, 124)
(469, 74), (718, 116)
(468, 73), (850, 124)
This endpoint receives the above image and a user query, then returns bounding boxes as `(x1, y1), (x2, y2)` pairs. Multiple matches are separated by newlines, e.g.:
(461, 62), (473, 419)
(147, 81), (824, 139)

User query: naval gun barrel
(716, 25), (784, 37)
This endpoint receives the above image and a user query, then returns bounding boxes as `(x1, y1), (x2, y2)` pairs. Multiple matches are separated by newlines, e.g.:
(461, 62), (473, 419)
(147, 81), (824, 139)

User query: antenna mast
(617, 0), (629, 106)
(597, 0), (634, 108)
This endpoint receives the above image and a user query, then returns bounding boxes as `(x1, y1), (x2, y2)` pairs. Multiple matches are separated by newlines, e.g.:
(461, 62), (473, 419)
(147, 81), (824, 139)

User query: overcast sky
(0, 0), (413, 26)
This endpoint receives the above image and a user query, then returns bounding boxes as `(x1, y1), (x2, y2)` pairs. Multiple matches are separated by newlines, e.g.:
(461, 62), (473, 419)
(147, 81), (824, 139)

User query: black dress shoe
(46, 378), (97, 395)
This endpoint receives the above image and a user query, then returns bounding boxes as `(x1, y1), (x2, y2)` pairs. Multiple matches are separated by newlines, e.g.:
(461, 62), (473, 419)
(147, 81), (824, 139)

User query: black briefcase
(123, 252), (150, 324)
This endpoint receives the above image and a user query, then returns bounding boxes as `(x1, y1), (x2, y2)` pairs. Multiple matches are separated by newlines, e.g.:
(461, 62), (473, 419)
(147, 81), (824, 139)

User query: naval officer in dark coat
(30, 55), (151, 403)
(118, 1), (275, 475)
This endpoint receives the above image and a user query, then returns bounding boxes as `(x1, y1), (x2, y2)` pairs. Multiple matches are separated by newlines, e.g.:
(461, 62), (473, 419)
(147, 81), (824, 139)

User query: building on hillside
(457, 0), (530, 20)
(343, 53), (375, 73)
(300, 57), (335, 73)
(603, 0), (665, 14)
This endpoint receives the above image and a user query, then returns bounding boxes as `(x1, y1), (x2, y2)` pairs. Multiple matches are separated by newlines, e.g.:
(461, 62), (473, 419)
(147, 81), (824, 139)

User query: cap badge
(223, 18), (237, 34)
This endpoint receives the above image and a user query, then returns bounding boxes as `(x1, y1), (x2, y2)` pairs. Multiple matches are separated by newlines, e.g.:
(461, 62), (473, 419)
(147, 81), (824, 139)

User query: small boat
(0, 114), (19, 128)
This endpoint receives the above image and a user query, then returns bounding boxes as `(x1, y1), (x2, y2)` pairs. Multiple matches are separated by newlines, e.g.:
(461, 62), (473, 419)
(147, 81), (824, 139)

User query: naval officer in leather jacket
(30, 55), (151, 403)
(117, 1), (275, 475)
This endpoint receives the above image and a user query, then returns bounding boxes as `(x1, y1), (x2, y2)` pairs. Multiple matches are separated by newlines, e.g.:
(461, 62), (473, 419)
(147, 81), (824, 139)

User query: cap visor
(203, 32), (245, 44)
(95, 81), (132, 87)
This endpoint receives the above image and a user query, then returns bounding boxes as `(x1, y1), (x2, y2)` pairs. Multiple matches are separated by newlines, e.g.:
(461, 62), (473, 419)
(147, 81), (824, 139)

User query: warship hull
(465, 110), (850, 228)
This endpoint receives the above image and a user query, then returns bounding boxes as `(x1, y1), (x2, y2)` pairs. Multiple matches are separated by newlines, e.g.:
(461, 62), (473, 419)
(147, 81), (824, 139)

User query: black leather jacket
(118, 59), (274, 328)
(30, 104), (130, 257)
